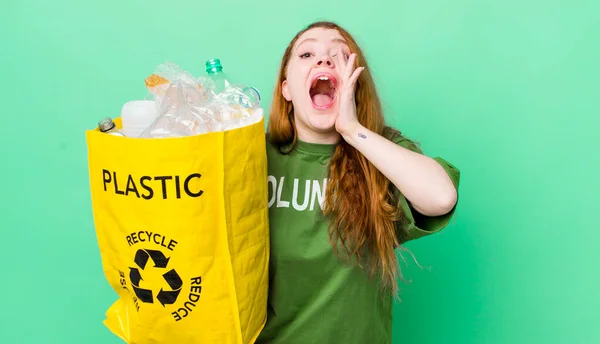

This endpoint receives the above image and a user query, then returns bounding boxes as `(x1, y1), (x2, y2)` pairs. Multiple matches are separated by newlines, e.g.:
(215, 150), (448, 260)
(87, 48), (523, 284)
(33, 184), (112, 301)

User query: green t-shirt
(256, 130), (460, 344)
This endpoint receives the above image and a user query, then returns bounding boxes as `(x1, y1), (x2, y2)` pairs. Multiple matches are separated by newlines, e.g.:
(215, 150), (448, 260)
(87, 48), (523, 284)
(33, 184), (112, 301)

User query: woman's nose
(316, 55), (335, 68)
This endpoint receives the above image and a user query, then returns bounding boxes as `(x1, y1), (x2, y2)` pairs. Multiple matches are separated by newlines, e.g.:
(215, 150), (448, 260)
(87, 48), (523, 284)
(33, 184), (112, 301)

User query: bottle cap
(205, 58), (223, 74)
(98, 117), (116, 132)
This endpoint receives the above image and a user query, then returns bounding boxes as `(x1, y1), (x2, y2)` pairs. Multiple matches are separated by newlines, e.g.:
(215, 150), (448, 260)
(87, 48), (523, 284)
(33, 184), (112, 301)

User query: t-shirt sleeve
(385, 129), (461, 244)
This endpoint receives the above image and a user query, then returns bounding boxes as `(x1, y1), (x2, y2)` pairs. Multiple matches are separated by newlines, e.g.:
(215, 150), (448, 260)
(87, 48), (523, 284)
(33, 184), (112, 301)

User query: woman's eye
(299, 52), (312, 58)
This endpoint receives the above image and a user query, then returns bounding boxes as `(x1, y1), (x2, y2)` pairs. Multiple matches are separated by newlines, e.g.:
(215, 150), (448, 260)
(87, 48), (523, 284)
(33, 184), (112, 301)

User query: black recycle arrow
(163, 269), (183, 289)
(156, 269), (183, 307)
(133, 286), (153, 303)
(129, 267), (153, 303)
(134, 250), (150, 269)
(157, 288), (181, 306)
(129, 267), (143, 285)
(147, 250), (170, 268)
(134, 249), (170, 269)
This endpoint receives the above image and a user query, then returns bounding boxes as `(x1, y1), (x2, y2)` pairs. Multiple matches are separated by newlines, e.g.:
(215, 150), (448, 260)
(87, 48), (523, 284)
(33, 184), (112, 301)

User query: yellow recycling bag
(85, 117), (269, 344)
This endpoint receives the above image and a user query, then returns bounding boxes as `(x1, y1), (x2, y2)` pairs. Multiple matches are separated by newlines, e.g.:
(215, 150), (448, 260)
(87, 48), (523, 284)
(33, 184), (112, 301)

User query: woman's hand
(333, 51), (364, 138)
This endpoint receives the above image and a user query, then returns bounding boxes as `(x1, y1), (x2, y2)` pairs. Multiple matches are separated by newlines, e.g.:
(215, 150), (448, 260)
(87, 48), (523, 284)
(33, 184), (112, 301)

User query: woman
(256, 21), (460, 344)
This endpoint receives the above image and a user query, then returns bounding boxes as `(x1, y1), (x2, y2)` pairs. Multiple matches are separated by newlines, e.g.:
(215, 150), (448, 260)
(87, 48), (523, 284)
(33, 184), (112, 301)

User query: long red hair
(268, 21), (417, 295)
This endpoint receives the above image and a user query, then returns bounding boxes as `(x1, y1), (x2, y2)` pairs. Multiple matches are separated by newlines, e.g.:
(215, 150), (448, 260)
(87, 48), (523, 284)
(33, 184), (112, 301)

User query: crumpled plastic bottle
(139, 79), (216, 138)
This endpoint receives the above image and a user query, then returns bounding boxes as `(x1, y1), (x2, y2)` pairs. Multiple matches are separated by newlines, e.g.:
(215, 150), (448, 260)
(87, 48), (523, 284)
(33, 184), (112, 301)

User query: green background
(1, 0), (598, 343)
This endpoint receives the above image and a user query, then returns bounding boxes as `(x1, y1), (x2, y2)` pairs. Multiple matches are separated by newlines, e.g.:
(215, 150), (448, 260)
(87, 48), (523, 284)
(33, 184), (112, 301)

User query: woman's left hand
(334, 51), (364, 138)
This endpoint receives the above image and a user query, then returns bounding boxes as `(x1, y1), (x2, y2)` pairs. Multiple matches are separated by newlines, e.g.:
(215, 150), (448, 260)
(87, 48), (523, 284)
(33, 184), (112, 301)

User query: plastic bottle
(137, 80), (214, 138)
(121, 100), (158, 137)
(205, 58), (261, 108)
(98, 117), (125, 136)
(240, 86), (261, 108)
(205, 58), (231, 94)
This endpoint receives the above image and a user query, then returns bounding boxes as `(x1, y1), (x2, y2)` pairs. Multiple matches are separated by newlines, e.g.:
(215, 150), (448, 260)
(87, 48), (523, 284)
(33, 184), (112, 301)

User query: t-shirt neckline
(292, 139), (337, 155)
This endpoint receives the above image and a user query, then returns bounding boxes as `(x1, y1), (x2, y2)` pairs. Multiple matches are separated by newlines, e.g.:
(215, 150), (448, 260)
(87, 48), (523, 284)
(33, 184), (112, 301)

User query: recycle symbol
(129, 249), (182, 307)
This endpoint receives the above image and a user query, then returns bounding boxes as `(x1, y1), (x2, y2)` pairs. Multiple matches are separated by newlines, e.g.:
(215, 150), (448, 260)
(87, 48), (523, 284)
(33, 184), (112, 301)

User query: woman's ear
(282, 80), (291, 101)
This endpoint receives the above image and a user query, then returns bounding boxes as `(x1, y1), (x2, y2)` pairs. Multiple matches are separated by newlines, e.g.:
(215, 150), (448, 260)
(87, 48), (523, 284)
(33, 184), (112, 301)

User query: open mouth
(309, 73), (337, 109)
